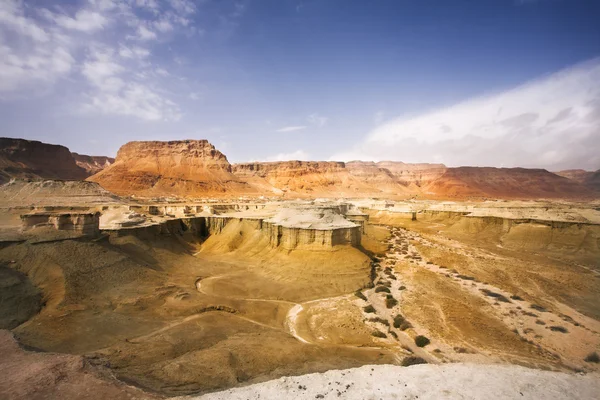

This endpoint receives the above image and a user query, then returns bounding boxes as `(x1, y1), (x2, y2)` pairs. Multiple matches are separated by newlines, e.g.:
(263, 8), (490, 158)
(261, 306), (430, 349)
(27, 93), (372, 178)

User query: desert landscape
(0, 137), (599, 399)
(2, 1), (600, 398)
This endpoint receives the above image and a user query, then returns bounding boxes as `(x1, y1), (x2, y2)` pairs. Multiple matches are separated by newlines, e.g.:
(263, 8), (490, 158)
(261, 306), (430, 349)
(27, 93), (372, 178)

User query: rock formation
(556, 169), (600, 192)
(71, 153), (115, 175)
(88, 140), (253, 197)
(0, 138), (89, 184)
(425, 167), (594, 199)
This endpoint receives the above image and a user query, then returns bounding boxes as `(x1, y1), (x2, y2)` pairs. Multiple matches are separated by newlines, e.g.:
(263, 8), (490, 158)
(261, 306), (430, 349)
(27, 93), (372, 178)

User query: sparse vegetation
(371, 330), (387, 338)
(393, 314), (405, 329)
(389, 331), (398, 339)
(549, 326), (568, 333)
(385, 294), (398, 308)
(530, 304), (547, 312)
(522, 311), (538, 317)
(584, 352), (599, 363)
(375, 286), (391, 293)
(398, 321), (412, 331)
(457, 274), (475, 281)
(401, 356), (427, 366)
(368, 317), (389, 326)
(363, 305), (376, 313)
(414, 335), (430, 347)
(354, 290), (367, 301)
(480, 289), (511, 303)
(535, 319), (546, 325)
(510, 294), (524, 301)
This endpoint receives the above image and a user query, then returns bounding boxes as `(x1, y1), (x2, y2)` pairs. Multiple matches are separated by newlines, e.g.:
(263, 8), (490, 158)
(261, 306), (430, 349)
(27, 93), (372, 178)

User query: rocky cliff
(0, 138), (89, 184)
(88, 140), (253, 197)
(425, 167), (594, 199)
(556, 169), (600, 192)
(71, 153), (115, 175)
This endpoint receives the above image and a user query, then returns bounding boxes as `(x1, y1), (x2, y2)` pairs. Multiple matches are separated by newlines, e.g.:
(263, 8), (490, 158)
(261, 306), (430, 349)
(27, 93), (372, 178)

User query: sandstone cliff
(0, 138), (89, 184)
(88, 140), (253, 197)
(71, 153), (115, 175)
(424, 167), (594, 199)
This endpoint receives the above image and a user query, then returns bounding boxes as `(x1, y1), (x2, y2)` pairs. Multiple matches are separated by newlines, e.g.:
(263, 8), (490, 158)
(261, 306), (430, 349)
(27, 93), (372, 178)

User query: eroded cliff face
(0, 138), (89, 184)
(88, 140), (254, 197)
(71, 153), (115, 175)
(426, 167), (594, 199)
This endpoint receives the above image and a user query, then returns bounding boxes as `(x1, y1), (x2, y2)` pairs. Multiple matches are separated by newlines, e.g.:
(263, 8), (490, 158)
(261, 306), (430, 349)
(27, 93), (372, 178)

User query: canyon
(0, 137), (599, 399)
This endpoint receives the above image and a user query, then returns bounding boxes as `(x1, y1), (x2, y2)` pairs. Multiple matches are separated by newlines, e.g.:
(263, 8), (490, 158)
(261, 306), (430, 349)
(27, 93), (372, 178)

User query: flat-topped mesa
(263, 206), (361, 250)
(88, 140), (251, 197)
(232, 161), (346, 177)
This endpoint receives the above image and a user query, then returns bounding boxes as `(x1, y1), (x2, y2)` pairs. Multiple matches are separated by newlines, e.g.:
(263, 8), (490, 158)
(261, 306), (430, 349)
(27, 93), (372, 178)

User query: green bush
(401, 356), (427, 367)
(393, 314), (405, 329)
(372, 330), (387, 338)
(584, 352), (599, 363)
(363, 305), (376, 313)
(354, 290), (367, 301)
(399, 321), (412, 331)
(385, 295), (398, 308)
(414, 335), (430, 347)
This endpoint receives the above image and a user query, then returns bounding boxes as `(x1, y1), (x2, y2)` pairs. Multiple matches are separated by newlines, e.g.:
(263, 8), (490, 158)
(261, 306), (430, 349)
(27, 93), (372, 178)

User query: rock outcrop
(71, 153), (115, 175)
(425, 167), (594, 199)
(0, 138), (89, 184)
(88, 140), (253, 197)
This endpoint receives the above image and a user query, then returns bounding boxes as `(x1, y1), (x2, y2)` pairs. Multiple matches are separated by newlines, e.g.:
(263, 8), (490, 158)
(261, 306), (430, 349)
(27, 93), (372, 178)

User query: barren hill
(88, 140), (253, 197)
(0, 138), (89, 184)
(424, 167), (594, 199)
(71, 153), (115, 175)
(556, 169), (600, 192)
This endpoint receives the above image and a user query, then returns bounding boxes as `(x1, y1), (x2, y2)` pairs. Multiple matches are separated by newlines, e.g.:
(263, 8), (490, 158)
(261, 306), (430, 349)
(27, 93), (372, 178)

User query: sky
(1, 0), (600, 170)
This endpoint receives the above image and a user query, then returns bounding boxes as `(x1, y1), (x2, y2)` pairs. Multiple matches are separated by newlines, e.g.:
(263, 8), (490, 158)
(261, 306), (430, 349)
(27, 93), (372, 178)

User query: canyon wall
(71, 153), (115, 175)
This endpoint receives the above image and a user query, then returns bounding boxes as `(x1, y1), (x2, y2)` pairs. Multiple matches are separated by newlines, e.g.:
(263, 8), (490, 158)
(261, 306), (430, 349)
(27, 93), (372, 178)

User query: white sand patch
(185, 363), (599, 400)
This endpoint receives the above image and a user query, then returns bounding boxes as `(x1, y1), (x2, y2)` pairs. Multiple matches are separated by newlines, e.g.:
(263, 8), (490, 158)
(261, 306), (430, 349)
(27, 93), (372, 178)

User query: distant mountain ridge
(1, 137), (597, 200)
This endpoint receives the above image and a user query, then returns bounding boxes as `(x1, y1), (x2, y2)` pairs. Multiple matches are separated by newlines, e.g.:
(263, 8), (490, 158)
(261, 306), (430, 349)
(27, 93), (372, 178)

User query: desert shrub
(399, 321), (412, 331)
(530, 304), (547, 312)
(385, 295), (398, 308)
(401, 356), (427, 367)
(510, 294), (524, 301)
(368, 317), (389, 326)
(354, 290), (367, 301)
(480, 289), (511, 303)
(389, 275), (397, 280)
(414, 335), (430, 347)
(549, 326), (568, 333)
(393, 314), (405, 328)
(584, 352), (599, 363)
(456, 274), (475, 281)
(375, 286), (391, 293)
(399, 285), (406, 290)
(372, 330), (387, 338)
(522, 311), (538, 317)
(363, 305), (376, 313)
(535, 319), (546, 325)
(389, 331), (398, 339)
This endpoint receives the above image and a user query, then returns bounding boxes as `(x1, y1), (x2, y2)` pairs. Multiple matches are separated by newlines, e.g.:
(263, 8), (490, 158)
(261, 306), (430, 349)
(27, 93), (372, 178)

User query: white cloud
(135, 25), (157, 40)
(47, 9), (108, 32)
(331, 59), (600, 170)
(308, 113), (328, 127)
(276, 126), (307, 133)
(118, 44), (150, 59)
(265, 150), (309, 162)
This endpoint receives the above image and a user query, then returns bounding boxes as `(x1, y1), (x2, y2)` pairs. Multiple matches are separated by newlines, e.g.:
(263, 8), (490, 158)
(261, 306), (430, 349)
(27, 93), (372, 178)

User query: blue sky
(1, 0), (600, 169)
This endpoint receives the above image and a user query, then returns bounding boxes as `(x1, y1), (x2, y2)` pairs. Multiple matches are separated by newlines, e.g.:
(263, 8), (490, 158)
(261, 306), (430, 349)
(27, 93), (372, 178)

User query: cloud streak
(331, 59), (600, 170)
(276, 126), (307, 133)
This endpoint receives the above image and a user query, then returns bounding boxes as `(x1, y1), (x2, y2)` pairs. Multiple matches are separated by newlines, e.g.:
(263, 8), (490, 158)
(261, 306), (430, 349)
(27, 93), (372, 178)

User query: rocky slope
(0, 138), (89, 184)
(72, 153), (115, 175)
(556, 169), (600, 192)
(424, 167), (594, 199)
(88, 140), (253, 197)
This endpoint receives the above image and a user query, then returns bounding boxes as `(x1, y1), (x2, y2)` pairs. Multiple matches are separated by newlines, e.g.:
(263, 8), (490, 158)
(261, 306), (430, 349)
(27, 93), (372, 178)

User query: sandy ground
(187, 363), (600, 400)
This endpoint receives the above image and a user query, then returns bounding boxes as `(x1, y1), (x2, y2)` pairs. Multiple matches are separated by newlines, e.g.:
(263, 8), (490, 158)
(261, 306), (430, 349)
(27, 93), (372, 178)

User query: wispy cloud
(308, 113), (328, 127)
(0, 0), (197, 120)
(276, 126), (307, 133)
(331, 59), (600, 170)
(264, 149), (309, 162)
